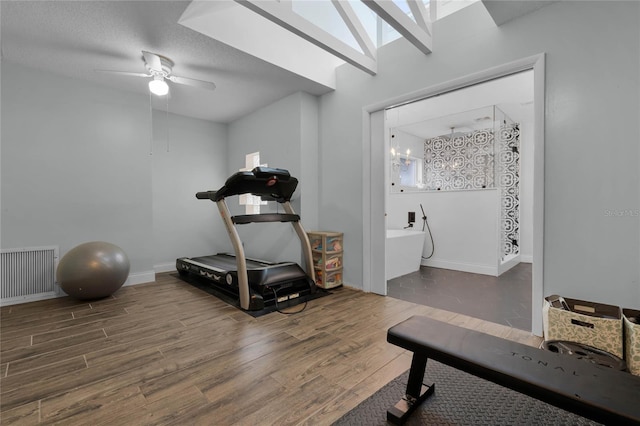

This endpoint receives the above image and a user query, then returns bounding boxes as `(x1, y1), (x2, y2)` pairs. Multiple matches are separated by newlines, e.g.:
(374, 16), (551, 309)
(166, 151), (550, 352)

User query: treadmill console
(252, 167), (290, 180)
(212, 167), (298, 203)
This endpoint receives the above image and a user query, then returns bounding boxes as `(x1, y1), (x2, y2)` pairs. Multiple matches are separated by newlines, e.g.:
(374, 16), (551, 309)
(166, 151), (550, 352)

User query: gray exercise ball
(57, 241), (130, 300)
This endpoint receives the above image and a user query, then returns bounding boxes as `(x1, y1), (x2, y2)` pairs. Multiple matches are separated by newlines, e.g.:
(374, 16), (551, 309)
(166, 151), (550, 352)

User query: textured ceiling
(0, 0), (334, 123)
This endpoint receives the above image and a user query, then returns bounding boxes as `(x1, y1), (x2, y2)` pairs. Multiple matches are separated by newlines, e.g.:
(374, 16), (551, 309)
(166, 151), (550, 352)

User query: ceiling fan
(97, 51), (216, 96)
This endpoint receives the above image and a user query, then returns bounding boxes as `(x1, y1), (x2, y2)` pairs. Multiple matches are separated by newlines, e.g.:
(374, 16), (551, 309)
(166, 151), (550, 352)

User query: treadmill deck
(187, 254), (282, 271)
(176, 253), (315, 311)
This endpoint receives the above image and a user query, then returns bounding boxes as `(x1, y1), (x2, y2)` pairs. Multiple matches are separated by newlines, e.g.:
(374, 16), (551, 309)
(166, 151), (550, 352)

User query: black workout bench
(387, 315), (640, 425)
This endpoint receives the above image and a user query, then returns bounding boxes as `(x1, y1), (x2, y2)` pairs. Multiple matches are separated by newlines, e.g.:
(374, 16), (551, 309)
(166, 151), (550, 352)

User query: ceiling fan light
(149, 77), (169, 96)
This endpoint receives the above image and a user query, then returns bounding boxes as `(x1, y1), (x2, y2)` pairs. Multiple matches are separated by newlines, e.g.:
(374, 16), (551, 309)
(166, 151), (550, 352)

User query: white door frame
(362, 53), (546, 336)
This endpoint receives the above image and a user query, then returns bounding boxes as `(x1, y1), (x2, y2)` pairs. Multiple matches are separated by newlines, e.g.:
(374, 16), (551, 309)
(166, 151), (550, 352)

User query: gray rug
(333, 360), (600, 425)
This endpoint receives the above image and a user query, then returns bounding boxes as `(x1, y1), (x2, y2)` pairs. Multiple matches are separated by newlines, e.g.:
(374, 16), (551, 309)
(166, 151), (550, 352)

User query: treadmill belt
(190, 254), (272, 271)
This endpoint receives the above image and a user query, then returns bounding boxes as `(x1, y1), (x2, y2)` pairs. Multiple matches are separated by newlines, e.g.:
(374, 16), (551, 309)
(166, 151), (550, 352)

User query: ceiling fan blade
(142, 51), (163, 72)
(167, 75), (216, 91)
(95, 70), (151, 78)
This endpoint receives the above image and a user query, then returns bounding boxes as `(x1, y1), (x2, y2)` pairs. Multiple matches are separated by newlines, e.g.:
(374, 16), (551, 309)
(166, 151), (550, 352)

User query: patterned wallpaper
(497, 123), (520, 260)
(423, 129), (495, 191)
(423, 125), (520, 261)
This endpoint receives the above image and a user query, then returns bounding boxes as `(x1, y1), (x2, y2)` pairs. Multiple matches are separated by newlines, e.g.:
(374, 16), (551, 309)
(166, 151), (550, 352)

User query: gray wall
(2, 61), (153, 275)
(4, 1), (638, 310)
(1, 61), (228, 280)
(151, 111), (228, 270)
(227, 92), (319, 266)
(1, 61), (319, 288)
(318, 1), (640, 307)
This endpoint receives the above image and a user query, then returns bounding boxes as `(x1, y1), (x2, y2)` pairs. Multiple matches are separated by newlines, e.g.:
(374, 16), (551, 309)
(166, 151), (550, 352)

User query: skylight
(292, 1), (365, 53)
(437, 0), (479, 20)
(178, 0), (482, 88)
(291, 0), (478, 50)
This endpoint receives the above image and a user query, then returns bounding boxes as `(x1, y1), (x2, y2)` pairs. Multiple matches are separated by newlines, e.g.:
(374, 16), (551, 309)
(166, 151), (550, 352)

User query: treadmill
(176, 167), (317, 311)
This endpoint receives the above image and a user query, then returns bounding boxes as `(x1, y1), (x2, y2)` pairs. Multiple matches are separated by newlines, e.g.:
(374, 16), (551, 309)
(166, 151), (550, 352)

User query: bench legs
(387, 352), (435, 425)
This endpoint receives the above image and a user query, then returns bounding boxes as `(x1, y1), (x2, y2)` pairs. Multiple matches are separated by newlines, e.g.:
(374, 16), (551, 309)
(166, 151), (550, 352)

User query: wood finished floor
(0, 273), (542, 425)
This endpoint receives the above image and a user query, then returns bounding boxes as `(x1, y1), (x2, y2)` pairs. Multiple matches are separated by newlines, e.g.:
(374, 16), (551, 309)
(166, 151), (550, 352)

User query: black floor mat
(176, 272), (331, 317)
(333, 360), (600, 425)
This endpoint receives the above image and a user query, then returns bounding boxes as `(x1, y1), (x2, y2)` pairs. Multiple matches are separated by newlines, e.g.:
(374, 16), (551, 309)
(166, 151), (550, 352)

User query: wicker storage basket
(543, 295), (623, 358)
(624, 308), (640, 376)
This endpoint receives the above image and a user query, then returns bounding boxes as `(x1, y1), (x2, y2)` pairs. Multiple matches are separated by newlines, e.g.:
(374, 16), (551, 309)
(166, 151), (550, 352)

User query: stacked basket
(624, 308), (640, 375)
(543, 295), (639, 375)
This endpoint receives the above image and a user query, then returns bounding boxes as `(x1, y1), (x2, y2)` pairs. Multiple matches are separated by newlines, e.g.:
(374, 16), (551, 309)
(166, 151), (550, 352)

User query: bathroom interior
(384, 70), (535, 331)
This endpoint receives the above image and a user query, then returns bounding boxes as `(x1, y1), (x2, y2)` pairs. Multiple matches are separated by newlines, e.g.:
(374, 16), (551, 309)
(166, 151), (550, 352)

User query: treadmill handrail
(232, 214), (300, 225)
(188, 167), (316, 311)
(196, 191), (217, 200)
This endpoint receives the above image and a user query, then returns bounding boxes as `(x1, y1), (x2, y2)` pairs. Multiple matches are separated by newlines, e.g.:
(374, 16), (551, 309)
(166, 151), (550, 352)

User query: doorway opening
(363, 54), (545, 336)
(385, 71), (532, 331)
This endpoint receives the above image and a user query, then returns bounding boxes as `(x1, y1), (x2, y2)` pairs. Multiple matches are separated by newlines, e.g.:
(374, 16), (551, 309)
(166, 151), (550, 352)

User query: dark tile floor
(387, 263), (532, 331)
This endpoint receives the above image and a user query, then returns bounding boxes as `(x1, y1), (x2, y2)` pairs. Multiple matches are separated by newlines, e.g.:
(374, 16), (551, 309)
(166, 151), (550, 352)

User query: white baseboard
(154, 263), (177, 274)
(123, 271), (155, 287)
(421, 259), (498, 276)
(2, 270), (157, 307)
(499, 254), (522, 275)
(1, 291), (58, 307)
(341, 281), (359, 291)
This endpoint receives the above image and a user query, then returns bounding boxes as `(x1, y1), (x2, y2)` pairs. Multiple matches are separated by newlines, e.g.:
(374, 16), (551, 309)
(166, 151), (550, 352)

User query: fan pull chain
(165, 94), (170, 152)
(149, 91), (153, 156)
